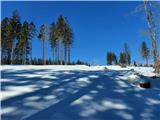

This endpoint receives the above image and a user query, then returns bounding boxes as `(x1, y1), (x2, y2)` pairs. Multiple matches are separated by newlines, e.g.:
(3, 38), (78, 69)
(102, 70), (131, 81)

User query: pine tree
(1, 10), (76, 66)
(28, 22), (36, 64)
(140, 41), (150, 65)
(38, 24), (48, 65)
(56, 15), (66, 65)
(10, 10), (21, 64)
(14, 22), (22, 64)
(1, 10), (21, 64)
(49, 22), (57, 64)
(63, 17), (74, 65)
(1, 17), (11, 64)
(55, 15), (74, 65)
(21, 21), (29, 64)
(13, 21), (36, 65)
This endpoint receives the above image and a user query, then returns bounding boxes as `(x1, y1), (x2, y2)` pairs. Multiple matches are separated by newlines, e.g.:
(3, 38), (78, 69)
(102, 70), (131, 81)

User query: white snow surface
(1, 65), (160, 120)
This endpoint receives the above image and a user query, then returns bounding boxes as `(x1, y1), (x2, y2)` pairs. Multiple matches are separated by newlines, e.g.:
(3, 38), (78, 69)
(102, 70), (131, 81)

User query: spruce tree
(119, 52), (127, 65)
(124, 43), (131, 65)
(140, 41), (150, 65)
(106, 52), (117, 65)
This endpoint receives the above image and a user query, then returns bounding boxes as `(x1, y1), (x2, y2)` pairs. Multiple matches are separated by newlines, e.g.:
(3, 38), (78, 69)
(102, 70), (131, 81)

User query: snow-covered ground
(1, 65), (160, 120)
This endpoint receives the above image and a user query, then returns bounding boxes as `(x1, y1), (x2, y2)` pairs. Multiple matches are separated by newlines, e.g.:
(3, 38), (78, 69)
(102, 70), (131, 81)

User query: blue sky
(2, 1), (159, 65)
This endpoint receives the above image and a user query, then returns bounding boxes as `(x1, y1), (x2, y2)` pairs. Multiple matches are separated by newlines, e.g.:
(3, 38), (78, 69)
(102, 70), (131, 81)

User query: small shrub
(150, 64), (153, 67)
(138, 64), (143, 67)
(120, 64), (126, 68)
(134, 61), (137, 66)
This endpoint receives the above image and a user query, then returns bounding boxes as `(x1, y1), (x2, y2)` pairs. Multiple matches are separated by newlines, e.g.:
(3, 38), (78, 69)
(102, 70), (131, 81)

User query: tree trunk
(64, 46), (67, 65)
(30, 42), (32, 65)
(11, 47), (14, 64)
(52, 48), (54, 65)
(144, 1), (159, 73)
(57, 42), (59, 64)
(43, 40), (46, 65)
(152, 33), (159, 72)
(11, 41), (14, 64)
(24, 47), (26, 64)
(11, 38), (16, 64)
(22, 46), (26, 65)
(60, 41), (62, 65)
(146, 58), (148, 66)
(68, 46), (70, 65)
(55, 46), (58, 64)
(44, 40), (46, 65)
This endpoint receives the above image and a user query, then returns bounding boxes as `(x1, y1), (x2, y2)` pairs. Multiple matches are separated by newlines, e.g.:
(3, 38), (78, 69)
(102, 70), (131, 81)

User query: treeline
(31, 58), (90, 66)
(106, 41), (151, 67)
(1, 10), (74, 65)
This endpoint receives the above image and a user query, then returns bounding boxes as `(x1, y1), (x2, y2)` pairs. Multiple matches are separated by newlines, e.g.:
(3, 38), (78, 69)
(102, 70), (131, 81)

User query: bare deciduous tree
(144, 0), (159, 73)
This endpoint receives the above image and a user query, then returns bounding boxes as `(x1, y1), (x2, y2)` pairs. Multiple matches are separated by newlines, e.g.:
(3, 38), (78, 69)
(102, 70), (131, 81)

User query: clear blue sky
(2, 1), (159, 65)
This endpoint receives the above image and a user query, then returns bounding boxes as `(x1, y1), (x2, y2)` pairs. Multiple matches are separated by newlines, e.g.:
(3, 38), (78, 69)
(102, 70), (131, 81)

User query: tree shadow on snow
(1, 68), (160, 120)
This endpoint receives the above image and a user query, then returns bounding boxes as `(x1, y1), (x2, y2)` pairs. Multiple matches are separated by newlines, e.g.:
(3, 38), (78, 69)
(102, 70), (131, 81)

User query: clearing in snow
(1, 65), (160, 120)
